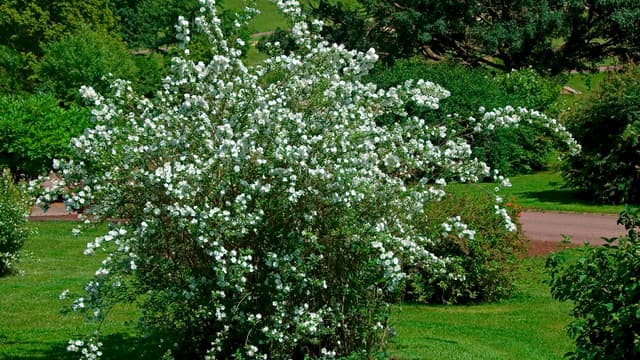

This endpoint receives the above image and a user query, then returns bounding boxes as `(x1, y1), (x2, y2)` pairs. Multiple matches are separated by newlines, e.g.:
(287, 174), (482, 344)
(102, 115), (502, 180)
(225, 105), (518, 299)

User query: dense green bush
(0, 94), (90, 178)
(130, 52), (167, 97)
(366, 59), (563, 176)
(0, 168), (31, 276)
(546, 207), (640, 359)
(35, 28), (138, 106)
(405, 192), (526, 304)
(563, 66), (640, 204)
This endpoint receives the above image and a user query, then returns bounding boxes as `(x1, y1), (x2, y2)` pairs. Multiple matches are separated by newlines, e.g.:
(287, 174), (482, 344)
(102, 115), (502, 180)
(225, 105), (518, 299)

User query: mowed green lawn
(449, 171), (630, 214)
(1, 221), (573, 359)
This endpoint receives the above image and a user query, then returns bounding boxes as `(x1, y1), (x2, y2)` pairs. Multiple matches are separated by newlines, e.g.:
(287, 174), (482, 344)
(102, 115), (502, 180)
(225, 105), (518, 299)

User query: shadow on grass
(520, 189), (597, 207)
(1, 333), (164, 360)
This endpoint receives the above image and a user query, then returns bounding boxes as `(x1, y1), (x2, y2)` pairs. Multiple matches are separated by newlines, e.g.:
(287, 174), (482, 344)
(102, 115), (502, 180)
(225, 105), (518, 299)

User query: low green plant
(405, 192), (526, 304)
(0, 168), (32, 276)
(0, 94), (90, 178)
(546, 207), (640, 359)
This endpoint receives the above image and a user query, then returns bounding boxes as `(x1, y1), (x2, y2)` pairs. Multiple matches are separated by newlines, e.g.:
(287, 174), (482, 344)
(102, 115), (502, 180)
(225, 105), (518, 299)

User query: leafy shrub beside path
(547, 207), (640, 359)
(406, 192), (526, 304)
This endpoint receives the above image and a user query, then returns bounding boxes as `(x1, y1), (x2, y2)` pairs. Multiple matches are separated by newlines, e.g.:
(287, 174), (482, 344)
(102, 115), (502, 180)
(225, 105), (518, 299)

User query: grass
(1, 221), (575, 359)
(389, 256), (573, 359)
(225, 0), (288, 33)
(449, 171), (630, 214)
(0, 222), (140, 359)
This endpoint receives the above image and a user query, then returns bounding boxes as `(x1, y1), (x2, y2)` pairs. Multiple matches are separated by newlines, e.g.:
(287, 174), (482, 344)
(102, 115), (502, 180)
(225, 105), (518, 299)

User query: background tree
(309, 0), (640, 72)
(563, 66), (640, 204)
(0, 0), (119, 93)
(0, 0), (118, 57)
(35, 28), (138, 106)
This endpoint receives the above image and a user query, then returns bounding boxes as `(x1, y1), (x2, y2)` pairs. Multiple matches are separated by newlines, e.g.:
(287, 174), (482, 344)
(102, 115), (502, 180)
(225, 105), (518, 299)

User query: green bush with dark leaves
(0, 94), (90, 178)
(405, 191), (526, 304)
(0, 168), (31, 276)
(546, 207), (640, 359)
(366, 59), (562, 176)
(563, 66), (640, 204)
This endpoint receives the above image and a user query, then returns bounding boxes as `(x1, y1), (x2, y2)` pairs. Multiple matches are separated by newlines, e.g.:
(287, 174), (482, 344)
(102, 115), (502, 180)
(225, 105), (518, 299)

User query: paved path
(520, 210), (624, 246)
(29, 203), (78, 221)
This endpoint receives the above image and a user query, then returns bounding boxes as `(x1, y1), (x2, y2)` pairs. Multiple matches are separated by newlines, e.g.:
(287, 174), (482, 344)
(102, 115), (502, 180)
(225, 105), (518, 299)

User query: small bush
(405, 192), (526, 304)
(0, 94), (90, 178)
(546, 207), (640, 359)
(0, 168), (32, 276)
(562, 66), (640, 204)
(367, 59), (563, 176)
(495, 67), (562, 112)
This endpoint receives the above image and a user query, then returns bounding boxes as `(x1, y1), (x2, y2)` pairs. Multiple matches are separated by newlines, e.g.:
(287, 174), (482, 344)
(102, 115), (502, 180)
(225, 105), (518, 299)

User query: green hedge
(0, 94), (90, 178)
(547, 207), (640, 358)
(563, 66), (640, 204)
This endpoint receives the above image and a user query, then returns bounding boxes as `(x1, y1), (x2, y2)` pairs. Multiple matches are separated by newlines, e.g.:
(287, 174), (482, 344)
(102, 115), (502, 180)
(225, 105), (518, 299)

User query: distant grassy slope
(225, 0), (288, 33)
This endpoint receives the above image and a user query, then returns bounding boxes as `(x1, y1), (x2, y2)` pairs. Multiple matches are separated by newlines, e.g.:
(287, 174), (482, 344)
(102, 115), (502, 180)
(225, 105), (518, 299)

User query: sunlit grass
(449, 171), (630, 214)
(0, 222), (139, 359)
(389, 256), (573, 359)
(1, 222), (576, 359)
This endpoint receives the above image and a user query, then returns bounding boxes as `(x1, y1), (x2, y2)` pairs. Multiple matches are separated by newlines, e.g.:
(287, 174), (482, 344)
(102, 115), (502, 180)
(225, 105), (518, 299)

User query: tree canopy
(0, 0), (118, 57)
(310, 0), (640, 72)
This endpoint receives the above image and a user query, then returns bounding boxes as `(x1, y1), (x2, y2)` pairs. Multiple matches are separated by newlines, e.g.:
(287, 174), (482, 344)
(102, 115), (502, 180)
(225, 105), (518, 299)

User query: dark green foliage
(546, 207), (640, 359)
(0, 45), (33, 95)
(0, 168), (31, 276)
(563, 66), (640, 204)
(256, 28), (300, 55)
(367, 59), (561, 175)
(130, 52), (166, 97)
(0, 94), (90, 178)
(115, 0), (200, 50)
(35, 28), (138, 106)
(311, 0), (640, 72)
(0, 0), (118, 57)
(406, 192), (526, 304)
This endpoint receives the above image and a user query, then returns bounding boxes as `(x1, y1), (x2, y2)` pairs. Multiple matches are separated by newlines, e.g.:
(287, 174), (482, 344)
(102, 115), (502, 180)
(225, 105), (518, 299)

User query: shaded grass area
(0, 222), (142, 359)
(389, 256), (573, 359)
(449, 171), (629, 214)
(2, 222), (574, 359)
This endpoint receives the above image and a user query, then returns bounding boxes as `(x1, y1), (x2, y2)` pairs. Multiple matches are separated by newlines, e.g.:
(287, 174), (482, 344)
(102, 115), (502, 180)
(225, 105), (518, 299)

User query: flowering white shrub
(37, 0), (579, 358)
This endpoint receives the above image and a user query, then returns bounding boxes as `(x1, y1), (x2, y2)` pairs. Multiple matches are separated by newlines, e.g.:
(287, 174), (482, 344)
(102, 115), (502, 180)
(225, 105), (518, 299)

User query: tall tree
(0, 0), (118, 57)
(310, 0), (640, 72)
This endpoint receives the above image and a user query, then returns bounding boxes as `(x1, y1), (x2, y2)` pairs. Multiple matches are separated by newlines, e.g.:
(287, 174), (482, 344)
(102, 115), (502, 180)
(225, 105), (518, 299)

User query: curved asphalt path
(520, 210), (624, 246)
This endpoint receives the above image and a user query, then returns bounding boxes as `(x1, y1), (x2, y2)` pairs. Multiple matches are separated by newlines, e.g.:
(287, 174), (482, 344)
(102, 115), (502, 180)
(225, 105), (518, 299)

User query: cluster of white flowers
(441, 216), (477, 240)
(471, 105), (581, 155)
(66, 339), (103, 360)
(37, 0), (580, 358)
